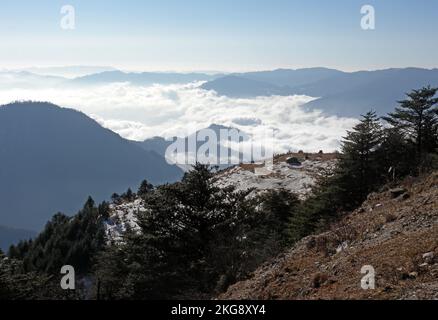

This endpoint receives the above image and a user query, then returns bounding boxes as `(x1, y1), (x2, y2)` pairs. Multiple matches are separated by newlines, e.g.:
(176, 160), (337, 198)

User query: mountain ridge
(0, 101), (183, 231)
(201, 67), (438, 117)
(70, 70), (222, 86)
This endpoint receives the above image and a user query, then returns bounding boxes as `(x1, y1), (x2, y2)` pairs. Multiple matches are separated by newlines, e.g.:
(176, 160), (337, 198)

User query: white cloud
(0, 82), (358, 153)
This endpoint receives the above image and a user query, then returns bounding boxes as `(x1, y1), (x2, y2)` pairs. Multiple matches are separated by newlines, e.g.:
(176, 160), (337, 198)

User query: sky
(0, 0), (437, 72)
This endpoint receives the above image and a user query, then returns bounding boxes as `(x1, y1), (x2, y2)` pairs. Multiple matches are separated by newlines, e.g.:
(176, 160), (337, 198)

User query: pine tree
(84, 196), (95, 210)
(138, 179), (154, 198)
(383, 86), (438, 157)
(123, 188), (134, 201)
(257, 189), (300, 246)
(111, 193), (120, 203)
(98, 201), (110, 220)
(377, 127), (416, 180)
(337, 110), (383, 206)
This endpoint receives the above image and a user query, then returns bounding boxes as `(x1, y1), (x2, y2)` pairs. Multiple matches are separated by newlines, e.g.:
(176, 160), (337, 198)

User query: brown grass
(220, 171), (438, 300)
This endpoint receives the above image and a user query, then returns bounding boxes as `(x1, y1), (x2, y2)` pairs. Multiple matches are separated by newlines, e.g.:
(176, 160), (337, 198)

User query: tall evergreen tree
(377, 127), (417, 180)
(383, 86), (438, 157)
(138, 179), (154, 198)
(123, 188), (134, 201)
(337, 110), (383, 207)
(257, 189), (300, 247)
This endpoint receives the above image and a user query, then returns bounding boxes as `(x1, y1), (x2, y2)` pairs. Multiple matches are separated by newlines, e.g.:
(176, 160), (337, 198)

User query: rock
(375, 203), (383, 208)
(401, 272), (410, 280)
(423, 252), (435, 263)
(311, 273), (329, 289)
(396, 192), (410, 201)
(367, 192), (378, 201)
(336, 241), (348, 254)
(383, 286), (394, 292)
(390, 187), (408, 199)
(408, 272), (418, 279)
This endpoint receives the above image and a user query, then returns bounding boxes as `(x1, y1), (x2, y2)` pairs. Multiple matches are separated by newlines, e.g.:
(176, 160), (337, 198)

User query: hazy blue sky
(0, 0), (437, 71)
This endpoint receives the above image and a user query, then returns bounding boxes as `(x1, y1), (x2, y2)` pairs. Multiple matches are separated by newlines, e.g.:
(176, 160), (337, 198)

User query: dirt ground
(220, 171), (438, 300)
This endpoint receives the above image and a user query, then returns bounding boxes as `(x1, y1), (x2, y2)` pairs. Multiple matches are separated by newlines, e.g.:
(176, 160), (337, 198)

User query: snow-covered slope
(104, 153), (337, 242)
(104, 199), (144, 242)
(216, 153), (337, 198)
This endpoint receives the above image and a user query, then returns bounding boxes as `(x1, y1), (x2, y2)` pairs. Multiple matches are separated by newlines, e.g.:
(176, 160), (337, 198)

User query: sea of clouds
(0, 81), (358, 153)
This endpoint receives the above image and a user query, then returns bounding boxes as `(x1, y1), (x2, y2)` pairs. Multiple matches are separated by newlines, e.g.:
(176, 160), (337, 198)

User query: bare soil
(220, 171), (438, 300)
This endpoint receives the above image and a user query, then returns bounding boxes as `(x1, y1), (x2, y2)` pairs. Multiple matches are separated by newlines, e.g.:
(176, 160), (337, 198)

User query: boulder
(390, 187), (408, 199)
(423, 252), (435, 263)
(287, 157), (302, 166)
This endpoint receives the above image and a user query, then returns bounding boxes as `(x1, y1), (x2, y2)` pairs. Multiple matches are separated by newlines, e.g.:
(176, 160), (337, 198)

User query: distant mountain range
(24, 66), (117, 79)
(0, 70), (223, 89)
(0, 102), (183, 231)
(232, 68), (345, 88)
(201, 68), (438, 117)
(201, 68), (344, 98)
(0, 71), (66, 89)
(4, 67), (438, 118)
(70, 71), (222, 86)
(0, 225), (36, 252)
(201, 75), (295, 97)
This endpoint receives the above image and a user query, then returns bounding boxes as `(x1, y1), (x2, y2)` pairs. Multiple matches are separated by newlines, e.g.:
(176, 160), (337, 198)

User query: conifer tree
(337, 110), (383, 206)
(111, 193), (120, 204)
(383, 86), (438, 157)
(124, 188), (134, 201)
(138, 179), (154, 198)
(377, 127), (416, 179)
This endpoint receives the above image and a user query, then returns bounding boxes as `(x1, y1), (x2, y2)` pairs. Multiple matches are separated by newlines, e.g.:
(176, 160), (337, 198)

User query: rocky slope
(104, 199), (144, 242)
(216, 152), (337, 199)
(221, 171), (438, 300)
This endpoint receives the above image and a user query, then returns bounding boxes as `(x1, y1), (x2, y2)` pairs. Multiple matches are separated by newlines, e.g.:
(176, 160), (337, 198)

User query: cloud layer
(0, 82), (358, 153)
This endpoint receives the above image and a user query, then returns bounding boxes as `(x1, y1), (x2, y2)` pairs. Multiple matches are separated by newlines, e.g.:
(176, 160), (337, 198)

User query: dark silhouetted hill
(0, 102), (183, 231)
